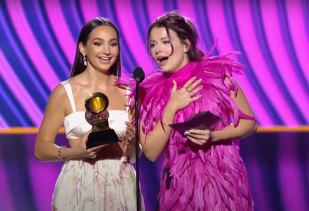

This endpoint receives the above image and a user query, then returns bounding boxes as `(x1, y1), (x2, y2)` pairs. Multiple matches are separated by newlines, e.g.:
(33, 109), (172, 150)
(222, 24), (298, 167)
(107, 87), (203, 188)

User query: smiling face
(149, 27), (190, 74)
(79, 25), (119, 74)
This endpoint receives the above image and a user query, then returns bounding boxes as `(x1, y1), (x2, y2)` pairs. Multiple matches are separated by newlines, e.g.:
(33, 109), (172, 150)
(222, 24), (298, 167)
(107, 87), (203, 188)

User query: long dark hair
(147, 11), (204, 62)
(70, 17), (122, 78)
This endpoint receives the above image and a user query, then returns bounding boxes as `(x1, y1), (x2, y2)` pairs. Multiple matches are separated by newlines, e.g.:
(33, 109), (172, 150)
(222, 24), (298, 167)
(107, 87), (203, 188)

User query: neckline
(64, 110), (127, 119)
(161, 62), (197, 81)
(63, 80), (130, 117)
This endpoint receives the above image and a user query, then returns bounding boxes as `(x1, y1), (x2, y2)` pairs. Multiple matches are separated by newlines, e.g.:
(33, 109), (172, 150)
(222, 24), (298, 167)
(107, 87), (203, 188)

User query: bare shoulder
(38, 83), (68, 142)
(225, 76), (232, 85)
(224, 76), (255, 117)
(48, 83), (67, 105)
(44, 82), (70, 117)
(224, 76), (244, 97)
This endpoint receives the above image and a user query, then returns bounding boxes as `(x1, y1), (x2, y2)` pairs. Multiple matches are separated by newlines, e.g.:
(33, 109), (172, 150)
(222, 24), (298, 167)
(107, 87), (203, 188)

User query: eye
(150, 43), (156, 48)
(163, 40), (170, 45)
(111, 42), (118, 47)
(94, 42), (102, 46)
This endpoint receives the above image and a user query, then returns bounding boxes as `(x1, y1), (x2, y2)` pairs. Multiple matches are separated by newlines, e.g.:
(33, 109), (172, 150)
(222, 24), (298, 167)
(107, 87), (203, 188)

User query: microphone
(133, 67), (145, 82)
(133, 66), (144, 211)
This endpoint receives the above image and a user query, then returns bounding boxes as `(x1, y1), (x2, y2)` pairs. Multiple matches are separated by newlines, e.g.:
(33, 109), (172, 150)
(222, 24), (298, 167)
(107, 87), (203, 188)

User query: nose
(102, 44), (111, 55)
(155, 43), (163, 54)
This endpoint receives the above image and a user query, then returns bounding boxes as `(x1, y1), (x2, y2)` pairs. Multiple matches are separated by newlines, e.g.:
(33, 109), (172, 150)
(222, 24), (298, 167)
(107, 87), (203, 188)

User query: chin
(158, 64), (170, 72)
(94, 67), (110, 74)
(160, 68), (169, 72)
(96, 65), (113, 73)
(158, 62), (179, 73)
(160, 67), (175, 74)
(100, 69), (112, 75)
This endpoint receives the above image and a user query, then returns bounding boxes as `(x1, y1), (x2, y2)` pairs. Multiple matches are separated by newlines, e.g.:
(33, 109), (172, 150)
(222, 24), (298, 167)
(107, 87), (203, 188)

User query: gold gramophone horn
(85, 92), (109, 114)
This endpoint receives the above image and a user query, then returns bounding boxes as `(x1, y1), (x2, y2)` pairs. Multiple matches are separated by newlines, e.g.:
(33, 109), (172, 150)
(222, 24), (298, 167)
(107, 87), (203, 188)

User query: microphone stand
(135, 80), (141, 211)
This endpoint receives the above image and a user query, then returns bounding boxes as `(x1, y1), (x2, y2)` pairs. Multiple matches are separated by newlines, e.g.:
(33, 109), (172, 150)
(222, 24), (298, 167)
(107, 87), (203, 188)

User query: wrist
(57, 146), (66, 161)
(61, 147), (81, 160)
(210, 130), (219, 142)
(165, 102), (178, 114)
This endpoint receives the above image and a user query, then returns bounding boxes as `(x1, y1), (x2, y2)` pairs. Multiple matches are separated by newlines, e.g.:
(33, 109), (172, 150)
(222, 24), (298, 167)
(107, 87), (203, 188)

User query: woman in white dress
(35, 17), (144, 211)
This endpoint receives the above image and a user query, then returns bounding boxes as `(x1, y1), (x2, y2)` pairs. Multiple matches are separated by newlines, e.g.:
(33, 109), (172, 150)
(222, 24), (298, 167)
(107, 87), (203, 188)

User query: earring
(83, 55), (87, 66)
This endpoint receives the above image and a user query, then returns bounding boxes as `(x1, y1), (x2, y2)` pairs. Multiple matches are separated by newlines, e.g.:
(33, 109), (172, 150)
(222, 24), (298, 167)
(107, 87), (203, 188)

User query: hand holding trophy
(85, 92), (119, 149)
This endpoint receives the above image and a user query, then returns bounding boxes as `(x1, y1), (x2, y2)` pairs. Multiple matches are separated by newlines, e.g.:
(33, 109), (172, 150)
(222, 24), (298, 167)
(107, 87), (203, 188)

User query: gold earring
(83, 55), (87, 66)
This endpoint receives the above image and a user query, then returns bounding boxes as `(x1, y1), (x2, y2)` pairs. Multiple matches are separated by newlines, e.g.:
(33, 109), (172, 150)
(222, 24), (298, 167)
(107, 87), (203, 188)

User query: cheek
(111, 47), (119, 56)
(150, 49), (156, 58)
(163, 45), (172, 54)
(170, 46), (183, 61)
(87, 45), (99, 55)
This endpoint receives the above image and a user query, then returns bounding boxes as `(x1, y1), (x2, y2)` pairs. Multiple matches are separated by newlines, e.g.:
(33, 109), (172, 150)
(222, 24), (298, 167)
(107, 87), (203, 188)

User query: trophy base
(86, 129), (119, 149)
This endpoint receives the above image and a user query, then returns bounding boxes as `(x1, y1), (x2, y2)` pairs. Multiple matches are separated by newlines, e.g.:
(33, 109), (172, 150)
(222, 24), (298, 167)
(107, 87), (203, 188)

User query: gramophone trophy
(85, 92), (119, 149)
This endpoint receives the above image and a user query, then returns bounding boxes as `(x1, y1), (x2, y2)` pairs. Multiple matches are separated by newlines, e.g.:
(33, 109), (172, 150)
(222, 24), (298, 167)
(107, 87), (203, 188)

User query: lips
(98, 57), (112, 64)
(99, 57), (111, 61)
(157, 56), (168, 66)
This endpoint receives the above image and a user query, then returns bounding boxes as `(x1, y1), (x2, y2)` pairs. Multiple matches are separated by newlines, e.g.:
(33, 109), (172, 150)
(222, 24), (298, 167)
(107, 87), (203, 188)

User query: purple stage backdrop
(0, 0), (309, 128)
(0, 0), (309, 211)
(0, 132), (308, 211)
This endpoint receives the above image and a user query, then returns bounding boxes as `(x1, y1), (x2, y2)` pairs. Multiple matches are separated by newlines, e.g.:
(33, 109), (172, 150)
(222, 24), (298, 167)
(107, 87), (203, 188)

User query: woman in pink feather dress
(128, 11), (257, 211)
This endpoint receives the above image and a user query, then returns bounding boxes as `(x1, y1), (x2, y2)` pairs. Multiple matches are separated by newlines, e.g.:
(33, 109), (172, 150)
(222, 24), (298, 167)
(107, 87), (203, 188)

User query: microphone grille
(133, 67), (145, 82)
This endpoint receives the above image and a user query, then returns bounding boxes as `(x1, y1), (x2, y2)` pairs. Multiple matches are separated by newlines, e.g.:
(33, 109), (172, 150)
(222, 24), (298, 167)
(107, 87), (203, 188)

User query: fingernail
(199, 95), (202, 98)
(184, 131), (190, 135)
(199, 86), (203, 89)
(198, 79), (202, 82)
(192, 76), (196, 80)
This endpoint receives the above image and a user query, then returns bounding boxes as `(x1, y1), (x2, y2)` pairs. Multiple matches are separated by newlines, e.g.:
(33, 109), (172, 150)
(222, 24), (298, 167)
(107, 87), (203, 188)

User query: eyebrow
(92, 38), (118, 42)
(150, 37), (169, 43)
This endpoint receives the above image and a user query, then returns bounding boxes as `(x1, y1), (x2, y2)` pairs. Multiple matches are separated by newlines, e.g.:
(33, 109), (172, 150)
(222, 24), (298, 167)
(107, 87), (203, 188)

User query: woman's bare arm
(35, 85), (104, 161)
(35, 85), (78, 161)
(211, 80), (257, 141)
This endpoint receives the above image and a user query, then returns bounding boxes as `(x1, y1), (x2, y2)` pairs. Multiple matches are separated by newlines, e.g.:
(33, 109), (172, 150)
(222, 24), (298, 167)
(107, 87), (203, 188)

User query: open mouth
(157, 56), (168, 66)
(99, 57), (111, 61)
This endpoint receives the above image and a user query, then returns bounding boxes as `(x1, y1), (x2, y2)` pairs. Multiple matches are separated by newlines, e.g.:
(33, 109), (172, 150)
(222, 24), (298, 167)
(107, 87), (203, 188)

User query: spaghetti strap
(60, 80), (76, 113)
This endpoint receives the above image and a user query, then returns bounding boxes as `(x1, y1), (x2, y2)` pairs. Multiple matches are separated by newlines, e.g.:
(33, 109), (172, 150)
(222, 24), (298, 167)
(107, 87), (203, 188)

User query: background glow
(0, 1), (309, 211)
(0, 0), (309, 128)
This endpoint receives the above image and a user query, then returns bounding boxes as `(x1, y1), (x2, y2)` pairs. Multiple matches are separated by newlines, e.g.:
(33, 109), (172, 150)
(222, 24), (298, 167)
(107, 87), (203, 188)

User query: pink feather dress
(120, 51), (256, 211)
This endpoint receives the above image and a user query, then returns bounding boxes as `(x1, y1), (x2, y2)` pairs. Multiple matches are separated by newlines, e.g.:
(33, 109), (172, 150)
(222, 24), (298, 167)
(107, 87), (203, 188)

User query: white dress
(51, 81), (144, 211)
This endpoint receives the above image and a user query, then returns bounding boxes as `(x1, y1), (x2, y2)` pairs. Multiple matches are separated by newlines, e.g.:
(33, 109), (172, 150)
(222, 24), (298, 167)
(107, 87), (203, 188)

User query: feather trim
(116, 50), (255, 211)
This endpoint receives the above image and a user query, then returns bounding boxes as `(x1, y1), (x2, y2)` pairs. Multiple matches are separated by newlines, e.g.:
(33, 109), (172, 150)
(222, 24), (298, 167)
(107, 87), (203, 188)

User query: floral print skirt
(51, 157), (144, 211)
